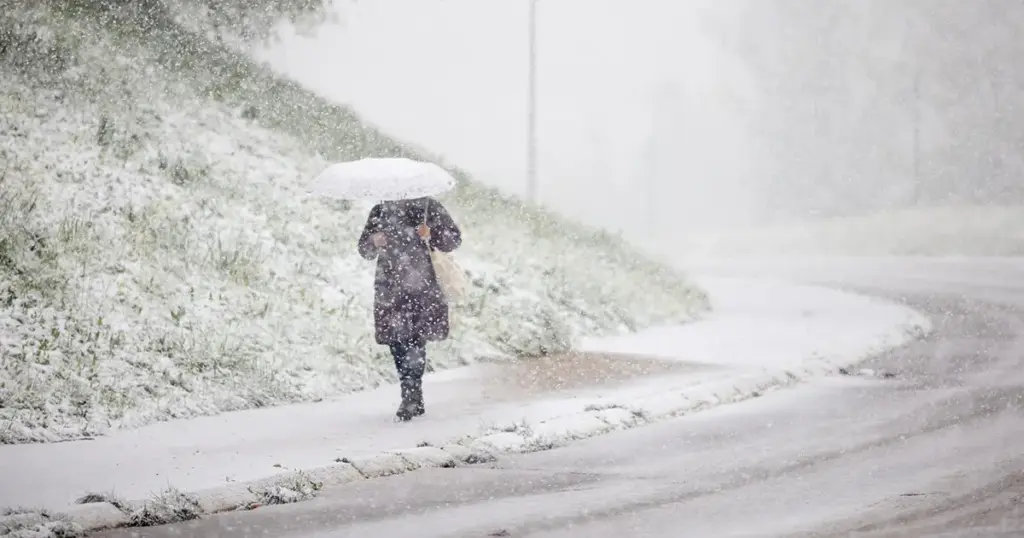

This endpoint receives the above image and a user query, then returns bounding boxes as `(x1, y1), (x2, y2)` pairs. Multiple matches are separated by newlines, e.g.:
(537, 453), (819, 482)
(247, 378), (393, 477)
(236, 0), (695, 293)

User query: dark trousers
(389, 340), (426, 408)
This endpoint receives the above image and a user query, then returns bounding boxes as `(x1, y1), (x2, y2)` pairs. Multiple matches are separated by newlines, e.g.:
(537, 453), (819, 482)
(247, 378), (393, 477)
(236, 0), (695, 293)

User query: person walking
(357, 196), (462, 421)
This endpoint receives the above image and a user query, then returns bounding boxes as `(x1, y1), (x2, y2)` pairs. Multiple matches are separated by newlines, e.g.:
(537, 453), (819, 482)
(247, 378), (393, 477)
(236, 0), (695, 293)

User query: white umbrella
(308, 157), (456, 202)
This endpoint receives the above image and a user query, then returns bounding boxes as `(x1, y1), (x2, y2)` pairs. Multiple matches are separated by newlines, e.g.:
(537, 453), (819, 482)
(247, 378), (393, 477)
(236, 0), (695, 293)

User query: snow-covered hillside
(0, 4), (708, 444)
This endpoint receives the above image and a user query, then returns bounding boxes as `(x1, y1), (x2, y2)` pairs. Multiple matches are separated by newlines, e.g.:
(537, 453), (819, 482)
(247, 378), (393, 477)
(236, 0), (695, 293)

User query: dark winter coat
(357, 197), (462, 345)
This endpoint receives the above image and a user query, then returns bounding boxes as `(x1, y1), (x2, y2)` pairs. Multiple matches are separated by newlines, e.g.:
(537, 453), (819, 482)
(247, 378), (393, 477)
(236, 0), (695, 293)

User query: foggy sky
(252, 0), (1022, 247)
(252, 0), (759, 244)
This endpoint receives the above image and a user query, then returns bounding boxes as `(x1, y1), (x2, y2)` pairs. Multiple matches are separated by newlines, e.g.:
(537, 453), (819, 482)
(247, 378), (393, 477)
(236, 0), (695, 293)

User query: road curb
(193, 483), (259, 514)
(63, 502), (129, 531)
(16, 312), (930, 536)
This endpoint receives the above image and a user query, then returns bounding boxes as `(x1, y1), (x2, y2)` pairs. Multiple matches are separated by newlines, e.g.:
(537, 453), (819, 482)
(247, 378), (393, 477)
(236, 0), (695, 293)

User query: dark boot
(395, 380), (417, 422)
(390, 341), (427, 421)
(395, 402), (416, 422)
(411, 377), (425, 417)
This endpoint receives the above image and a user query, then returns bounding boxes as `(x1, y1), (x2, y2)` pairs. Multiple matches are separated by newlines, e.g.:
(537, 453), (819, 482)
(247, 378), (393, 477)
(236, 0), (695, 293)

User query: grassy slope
(0, 2), (708, 444)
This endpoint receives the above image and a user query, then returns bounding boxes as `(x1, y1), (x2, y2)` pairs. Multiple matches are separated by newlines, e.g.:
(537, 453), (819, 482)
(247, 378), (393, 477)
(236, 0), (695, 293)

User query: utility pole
(526, 0), (538, 203)
(911, 64), (920, 204)
(646, 126), (660, 237)
(907, 8), (922, 206)
(644, 82), (677, 237)
(646, 86), (665, 236)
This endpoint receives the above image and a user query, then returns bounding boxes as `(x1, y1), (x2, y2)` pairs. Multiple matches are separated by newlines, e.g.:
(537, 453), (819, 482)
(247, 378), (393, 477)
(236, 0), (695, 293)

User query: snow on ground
(676, 205), (1024, 259)
(0, 276), (930, 520)
(0, 5), (707, 445)
(578, 276), (924, 368)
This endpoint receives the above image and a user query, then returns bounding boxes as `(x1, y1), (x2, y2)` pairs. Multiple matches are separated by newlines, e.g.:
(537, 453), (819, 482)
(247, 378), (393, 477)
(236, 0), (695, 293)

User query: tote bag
(423, 201), (469, 304)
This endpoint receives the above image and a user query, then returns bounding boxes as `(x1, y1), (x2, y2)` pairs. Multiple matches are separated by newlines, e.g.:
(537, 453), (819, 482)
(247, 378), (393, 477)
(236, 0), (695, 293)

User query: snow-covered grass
(125, 488), (202, 527)
(0, 4), (708, 444)
(248, 471), (323, 507)
(72, 493), (127, 514)
(678, 205), (1024, 260)
(0, 507), (82, 538)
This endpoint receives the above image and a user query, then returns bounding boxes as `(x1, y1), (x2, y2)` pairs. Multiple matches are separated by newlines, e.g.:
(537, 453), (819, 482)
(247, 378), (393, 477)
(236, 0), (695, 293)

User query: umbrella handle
(421, 199), (431, 250)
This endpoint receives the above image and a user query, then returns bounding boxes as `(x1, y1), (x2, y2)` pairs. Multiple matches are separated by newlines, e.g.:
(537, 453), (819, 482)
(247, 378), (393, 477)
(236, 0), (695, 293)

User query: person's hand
(371, 232), (387, 248)
(416, 224), (431, 240)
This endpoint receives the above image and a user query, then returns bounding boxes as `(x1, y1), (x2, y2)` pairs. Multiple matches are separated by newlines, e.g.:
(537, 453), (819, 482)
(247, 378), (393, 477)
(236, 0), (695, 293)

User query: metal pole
(646, 86), (665, 236)
(912, 64), (920, 204)
(906, 8), (921, 206)
(646, 114), (658, 235)
(526, 0), (538, 203)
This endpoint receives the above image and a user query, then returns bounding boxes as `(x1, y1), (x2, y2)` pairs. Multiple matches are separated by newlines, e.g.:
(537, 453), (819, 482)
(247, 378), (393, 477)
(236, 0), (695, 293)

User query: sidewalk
(0, 276), (931, 527)
(1, 354), (712, 511)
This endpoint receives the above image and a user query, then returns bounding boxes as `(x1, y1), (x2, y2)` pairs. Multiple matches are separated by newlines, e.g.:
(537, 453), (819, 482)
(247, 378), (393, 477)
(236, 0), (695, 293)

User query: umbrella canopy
(308, 157), (456, 202)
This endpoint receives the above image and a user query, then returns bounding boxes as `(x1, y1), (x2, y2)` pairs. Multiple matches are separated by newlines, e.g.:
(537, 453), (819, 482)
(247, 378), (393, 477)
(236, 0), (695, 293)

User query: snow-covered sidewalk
(0, 277), (930, 533)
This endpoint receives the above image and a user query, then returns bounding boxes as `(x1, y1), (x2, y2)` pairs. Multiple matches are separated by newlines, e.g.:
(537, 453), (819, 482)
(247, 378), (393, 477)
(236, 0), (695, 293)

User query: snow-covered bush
(248, 471), (324, 506)
(0, 508), (83, 538)
(0, 4), (709, 443)
(126, 488), (201, 527)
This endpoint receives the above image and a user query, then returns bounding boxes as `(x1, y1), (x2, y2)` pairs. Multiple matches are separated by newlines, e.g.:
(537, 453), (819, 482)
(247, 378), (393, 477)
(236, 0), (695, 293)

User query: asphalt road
(93, 258), (1024, 538)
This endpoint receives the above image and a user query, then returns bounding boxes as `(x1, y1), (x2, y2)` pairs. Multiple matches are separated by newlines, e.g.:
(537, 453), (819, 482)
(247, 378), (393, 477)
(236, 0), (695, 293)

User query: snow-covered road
(86, 258), (1024, 537)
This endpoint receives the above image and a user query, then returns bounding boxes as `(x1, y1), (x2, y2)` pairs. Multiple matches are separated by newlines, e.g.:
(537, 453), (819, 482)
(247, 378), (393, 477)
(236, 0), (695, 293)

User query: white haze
(252, 0), (1023, 255)
(252, 0), (758, 242)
